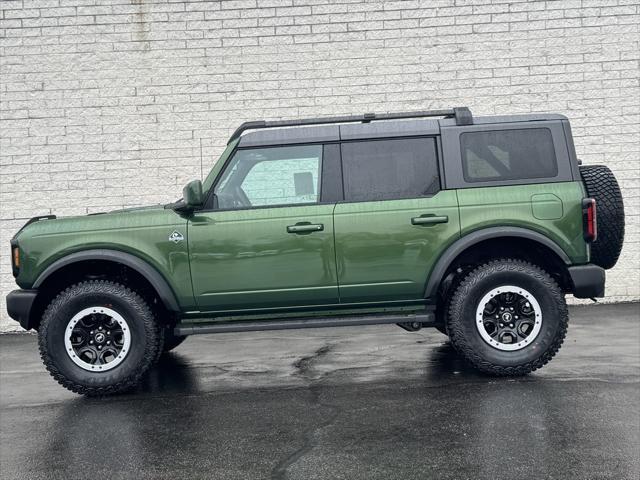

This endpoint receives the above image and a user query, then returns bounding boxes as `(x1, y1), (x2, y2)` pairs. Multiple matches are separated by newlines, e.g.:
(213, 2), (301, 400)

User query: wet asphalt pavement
(1, 303), (639, 480)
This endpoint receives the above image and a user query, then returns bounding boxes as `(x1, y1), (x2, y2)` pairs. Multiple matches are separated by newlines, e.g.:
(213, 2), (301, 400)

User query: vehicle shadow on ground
(137, 353), (201, 394)
(424, 341), (480, 376)
(135, 340), (485, 397)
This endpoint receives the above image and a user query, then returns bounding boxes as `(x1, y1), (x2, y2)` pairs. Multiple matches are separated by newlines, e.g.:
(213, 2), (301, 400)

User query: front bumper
(569, 264), (605, 298)
(6, 289), (38, 331)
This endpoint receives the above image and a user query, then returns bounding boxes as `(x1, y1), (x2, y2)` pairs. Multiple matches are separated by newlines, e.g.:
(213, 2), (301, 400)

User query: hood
(97, 204), (166, 215)
(13, 204), (177, 241)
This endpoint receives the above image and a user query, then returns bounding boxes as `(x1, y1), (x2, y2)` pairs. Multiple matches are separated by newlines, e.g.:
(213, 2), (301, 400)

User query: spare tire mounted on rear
(579, 165), (625, 270)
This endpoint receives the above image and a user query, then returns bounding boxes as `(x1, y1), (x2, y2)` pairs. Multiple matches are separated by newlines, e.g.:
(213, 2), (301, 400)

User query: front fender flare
(424, 227), (571, 300)
(33, 249), (180, 312)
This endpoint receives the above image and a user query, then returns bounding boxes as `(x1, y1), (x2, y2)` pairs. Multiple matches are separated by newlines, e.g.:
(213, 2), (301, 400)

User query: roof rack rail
(227, 106), (472, 144)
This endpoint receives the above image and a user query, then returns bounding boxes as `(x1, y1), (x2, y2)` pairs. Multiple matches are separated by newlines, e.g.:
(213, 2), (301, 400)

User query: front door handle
(286, 223), (324, 234)
(411, 215), (449, 226)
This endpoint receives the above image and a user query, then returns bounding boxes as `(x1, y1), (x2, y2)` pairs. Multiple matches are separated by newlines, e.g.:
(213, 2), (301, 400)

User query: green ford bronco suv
(7, 107), (625, 395)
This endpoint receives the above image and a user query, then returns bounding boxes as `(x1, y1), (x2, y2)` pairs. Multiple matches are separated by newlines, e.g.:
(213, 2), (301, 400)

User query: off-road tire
(446, 259), (568, 376)
(580, 164), (625, 269)
(434, 273), (465, 336)
(163, 329), (187, 353)
(38, 280), (162, 396)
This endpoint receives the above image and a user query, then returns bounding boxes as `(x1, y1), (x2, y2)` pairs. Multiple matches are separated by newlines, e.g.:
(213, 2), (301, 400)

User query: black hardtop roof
(233, 108), (568, 148)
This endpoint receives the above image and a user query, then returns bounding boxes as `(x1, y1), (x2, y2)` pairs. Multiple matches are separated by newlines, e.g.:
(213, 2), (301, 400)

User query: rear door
(333, 137), (460, 304)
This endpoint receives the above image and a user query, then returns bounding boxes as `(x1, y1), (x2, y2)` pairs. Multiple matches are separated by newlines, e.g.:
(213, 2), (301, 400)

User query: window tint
(214, 145), (322, 209)
(461, 128), (557, 182)
(341, 138), (440, 202)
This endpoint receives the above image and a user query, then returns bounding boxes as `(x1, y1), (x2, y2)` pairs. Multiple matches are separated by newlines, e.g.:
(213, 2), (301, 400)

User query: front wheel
(38, 280), (162, 396)
(446, 259), (568, 376)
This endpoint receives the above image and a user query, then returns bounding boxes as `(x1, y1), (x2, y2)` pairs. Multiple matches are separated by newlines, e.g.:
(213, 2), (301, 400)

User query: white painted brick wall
(1, 0), (638, 331)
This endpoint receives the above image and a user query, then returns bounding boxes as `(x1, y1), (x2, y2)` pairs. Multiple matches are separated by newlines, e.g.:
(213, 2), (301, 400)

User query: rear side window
(460, 128), (557, 182)
(341, 138), (440, 202)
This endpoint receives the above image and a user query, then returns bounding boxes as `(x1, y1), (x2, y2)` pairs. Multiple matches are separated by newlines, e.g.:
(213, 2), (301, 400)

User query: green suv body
(6, 107), (624, 395)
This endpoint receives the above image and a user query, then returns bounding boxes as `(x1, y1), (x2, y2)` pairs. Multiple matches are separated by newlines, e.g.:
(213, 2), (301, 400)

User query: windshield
(202, 139), (239, 193)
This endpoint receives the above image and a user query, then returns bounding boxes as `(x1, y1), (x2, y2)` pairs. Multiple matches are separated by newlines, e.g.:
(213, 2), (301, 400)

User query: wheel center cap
(94, 332), (106, 344)
(502, 312), (512, 322)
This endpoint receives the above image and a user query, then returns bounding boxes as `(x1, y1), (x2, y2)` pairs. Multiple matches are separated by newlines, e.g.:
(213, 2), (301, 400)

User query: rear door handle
(286, 223), (324, 234)
(411, 215), (449, 226)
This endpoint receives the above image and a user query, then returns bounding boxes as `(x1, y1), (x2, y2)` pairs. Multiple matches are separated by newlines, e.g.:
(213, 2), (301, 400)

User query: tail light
(10, 242), (20, 277)
(582, 198), (597, 242)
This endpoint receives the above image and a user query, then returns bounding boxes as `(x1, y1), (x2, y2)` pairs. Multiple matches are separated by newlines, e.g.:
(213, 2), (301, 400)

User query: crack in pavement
(271, 344), (340, 480)
(292, 344), (333, 379)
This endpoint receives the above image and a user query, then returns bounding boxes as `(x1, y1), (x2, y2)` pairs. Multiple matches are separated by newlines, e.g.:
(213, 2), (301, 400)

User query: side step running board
(175, 312), (435, 336)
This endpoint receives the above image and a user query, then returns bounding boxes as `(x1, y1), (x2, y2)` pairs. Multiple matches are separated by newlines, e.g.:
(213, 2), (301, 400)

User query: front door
(333, 137), (461, 304)
(189, 144), (339, 312)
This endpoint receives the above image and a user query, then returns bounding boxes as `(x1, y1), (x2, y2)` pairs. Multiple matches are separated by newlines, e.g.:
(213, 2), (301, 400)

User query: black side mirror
(165, 179), (204, 214)
(183, 180), (204, 208)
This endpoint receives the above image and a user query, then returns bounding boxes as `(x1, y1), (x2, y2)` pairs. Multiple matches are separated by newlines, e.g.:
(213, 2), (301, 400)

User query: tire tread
(446, 259), (568, 376)
(38, 280), (162, 396)
(580, 165), (625, 269)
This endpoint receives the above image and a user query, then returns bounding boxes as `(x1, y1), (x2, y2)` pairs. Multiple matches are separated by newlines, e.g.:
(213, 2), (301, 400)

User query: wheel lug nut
(510, 324), (514, 328)
(107, 341), (111, 345)
(89, 340), (94, 344)
(99, 326), (103, 331)
(499, 323), (504, 327)
(515, 316), (519, 319)
(98, 346), (102, 350)
(510, 307), (514, 311)
(500, 307), (504, 311)
(90, 331), (94, 334)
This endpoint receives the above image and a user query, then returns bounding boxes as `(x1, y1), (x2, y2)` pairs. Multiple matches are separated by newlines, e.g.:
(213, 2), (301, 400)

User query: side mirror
(183, 180), (204, 208)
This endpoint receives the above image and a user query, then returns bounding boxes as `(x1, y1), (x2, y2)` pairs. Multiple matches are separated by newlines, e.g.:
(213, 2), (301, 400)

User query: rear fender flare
(424, 227), (571, 299)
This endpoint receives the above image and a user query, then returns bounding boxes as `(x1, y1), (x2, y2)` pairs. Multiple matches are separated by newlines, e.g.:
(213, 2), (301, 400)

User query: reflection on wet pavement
(1, 304), (638, 479)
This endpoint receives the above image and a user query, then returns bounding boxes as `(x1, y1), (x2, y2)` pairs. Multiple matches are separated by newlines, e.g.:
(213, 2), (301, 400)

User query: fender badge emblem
(169, 230), (184, 243)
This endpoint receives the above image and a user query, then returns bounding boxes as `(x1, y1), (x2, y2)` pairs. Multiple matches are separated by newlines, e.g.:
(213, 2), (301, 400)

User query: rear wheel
(38, 280), (162, 396)
(446, 259), (568, 376)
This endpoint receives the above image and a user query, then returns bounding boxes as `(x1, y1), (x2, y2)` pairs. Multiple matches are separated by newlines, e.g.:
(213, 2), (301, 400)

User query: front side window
(214, 145), (322, 209)
(461, 128), (558, 182)
(341, 137), (440, 202)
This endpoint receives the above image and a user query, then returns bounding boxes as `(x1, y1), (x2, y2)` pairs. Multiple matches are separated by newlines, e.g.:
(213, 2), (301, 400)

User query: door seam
(331, 202), (342, 303)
